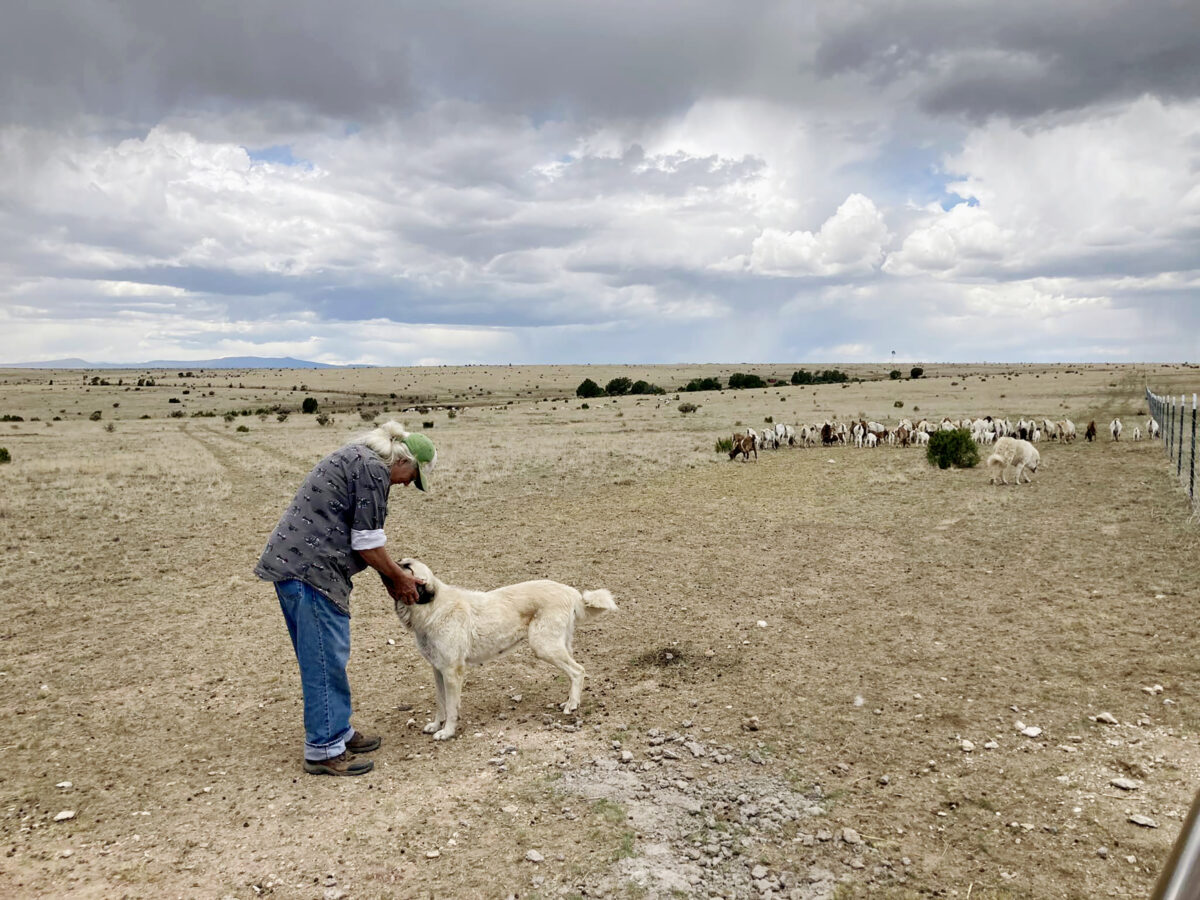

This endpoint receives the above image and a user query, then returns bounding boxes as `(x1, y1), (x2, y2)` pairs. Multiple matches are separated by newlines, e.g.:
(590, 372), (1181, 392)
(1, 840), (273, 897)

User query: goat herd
(727, 415), (1162, 486)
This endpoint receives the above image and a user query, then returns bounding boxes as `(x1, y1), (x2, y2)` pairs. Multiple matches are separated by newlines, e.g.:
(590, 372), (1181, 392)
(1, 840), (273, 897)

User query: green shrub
(791, 368), (849, 385)
(910, 366), (924, 379)
(315, 412), (332, 426)
(422, 421), (434, 429)
(629, 380), (665, 395)
(714, 437), (733, 454)
(682, 377), (722, 392)
(580, 402), (589, 409)
(0, 415), (23, 422)
(889, 369), (902, 380)
(302, 397), (319, 414)
(276, 411), (289, 423)
(359, 409), (376, 421)
(576, 378), (605, 398)
(0, 448), (10, 464)
(893, 400), (904, 408)
(89, 410), (102, 421)
(605, 377), (632, 396)
(763, 416), (773, 424)
(678, 402), (698, 414)
(236, 425), (250, 433)
(728, 372), (767, 389)
(926, 429), (979, 469)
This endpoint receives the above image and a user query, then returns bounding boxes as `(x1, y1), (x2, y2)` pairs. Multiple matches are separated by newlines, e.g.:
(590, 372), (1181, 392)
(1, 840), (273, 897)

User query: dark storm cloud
(0, 1), (818, 127)
(815, 0), (1200, 121)
(0, 1), (417, 126)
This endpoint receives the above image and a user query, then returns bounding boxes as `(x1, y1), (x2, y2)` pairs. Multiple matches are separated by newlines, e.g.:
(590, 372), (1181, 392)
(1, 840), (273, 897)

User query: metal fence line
(1145, 388), (1198, 509)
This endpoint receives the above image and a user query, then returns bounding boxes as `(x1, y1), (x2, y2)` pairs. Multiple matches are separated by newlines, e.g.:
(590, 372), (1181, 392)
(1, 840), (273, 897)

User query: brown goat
(729, 433), (757, 461)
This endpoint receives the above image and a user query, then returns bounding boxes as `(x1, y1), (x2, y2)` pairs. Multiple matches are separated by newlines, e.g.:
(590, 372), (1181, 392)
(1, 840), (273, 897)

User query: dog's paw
(432, 727), (456, 741)
(422, 721), (443, 735)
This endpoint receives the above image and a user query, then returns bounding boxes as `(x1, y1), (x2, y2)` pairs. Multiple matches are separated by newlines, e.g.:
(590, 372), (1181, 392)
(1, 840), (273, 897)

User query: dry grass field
(2, 361), (1200, 899)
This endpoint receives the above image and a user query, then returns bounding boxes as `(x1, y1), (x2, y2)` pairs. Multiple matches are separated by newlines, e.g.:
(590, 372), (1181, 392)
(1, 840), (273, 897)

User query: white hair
(353, 420), (416, 466)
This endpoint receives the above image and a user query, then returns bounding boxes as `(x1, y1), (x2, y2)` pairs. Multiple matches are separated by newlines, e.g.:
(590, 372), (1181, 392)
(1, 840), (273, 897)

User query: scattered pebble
(53, 810), (76, 822)
(1015, 721), (1042, 738)
(56, 781), (72, 789)
(425, 850), (440, 859)
(960, 739), (975, 752)
(756, 620), (767, 628)
(525, 850), (544, 863)
(1091, 712), (1119, 725)
(1129, 815), (1158, 828)
(1111, 778), (1140, 791)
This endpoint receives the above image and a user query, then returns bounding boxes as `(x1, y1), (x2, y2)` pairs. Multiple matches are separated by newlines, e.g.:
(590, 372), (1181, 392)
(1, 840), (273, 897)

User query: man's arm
(357, 546), (421, 605)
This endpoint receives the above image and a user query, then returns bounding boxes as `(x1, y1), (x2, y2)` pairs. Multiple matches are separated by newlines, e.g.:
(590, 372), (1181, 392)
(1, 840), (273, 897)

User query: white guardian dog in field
(987, 436), (1040, 485)
(392, 559), (617, 740)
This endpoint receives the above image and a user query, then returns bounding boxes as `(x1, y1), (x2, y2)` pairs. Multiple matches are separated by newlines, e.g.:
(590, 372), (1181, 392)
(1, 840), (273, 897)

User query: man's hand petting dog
(382, 569), (422, 606)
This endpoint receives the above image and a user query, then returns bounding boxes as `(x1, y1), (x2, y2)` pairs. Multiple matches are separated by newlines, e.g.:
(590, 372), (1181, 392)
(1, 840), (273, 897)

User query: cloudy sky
(2, 1), (1198, 365)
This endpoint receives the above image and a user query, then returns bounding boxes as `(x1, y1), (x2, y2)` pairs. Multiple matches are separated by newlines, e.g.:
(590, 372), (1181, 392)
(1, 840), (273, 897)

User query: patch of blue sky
(838, 142), (971, 210)
(245, 144), (311, 168)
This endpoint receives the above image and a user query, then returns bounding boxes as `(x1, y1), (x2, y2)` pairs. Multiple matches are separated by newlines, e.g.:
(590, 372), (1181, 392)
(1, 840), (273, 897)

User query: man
(255, 421), (436, 775)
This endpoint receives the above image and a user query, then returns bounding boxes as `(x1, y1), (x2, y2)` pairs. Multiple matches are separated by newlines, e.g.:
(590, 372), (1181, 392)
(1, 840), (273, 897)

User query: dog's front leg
(433, 666), (465, 740)
(423, 668), (447, 735)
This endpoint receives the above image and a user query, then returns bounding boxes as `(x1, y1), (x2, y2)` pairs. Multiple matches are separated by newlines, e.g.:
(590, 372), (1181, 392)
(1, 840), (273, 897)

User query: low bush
(629, 380), (665, 395)
(0, 448), (10, 464)
(678, 402), (698, 414)
(89, 410), (102, 421)
(714, 437), (733, 454)
(926, 429), (979, 469)
(422, 421), (434, 429)
(276, 412), (289, 423)
(359, 410), (376, 421)
(576, 378), (605, 398)
(910, 366), (924, 379)
(682, 377), (722, 392)
(315, 413), (332, 426)
(728, 372), (767, 389)
(605, 377), (632, 396)
(889, 370), (902, 380)
(302, 397), (319, 414)
(236, 425), (250, 433)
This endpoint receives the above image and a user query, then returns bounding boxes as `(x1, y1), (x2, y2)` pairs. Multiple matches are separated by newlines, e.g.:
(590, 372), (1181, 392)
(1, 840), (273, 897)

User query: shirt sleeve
(351, 528), (387, 550)
(349, 450), (390, 534)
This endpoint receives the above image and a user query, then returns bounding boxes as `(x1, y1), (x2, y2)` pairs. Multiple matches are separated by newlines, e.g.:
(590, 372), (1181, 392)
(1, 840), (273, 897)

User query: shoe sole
(303, 759), (374, 776)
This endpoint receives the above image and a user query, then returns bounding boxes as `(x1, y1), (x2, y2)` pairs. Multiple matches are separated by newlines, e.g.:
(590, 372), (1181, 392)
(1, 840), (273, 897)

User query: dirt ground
(2, 362), (1200, 899)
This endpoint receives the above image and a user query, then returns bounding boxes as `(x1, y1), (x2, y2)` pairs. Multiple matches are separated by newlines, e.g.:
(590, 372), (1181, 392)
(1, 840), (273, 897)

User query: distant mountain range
(0, 356), (352, 370)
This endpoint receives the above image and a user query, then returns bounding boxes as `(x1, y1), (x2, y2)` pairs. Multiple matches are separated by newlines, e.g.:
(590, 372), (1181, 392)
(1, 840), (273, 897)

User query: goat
(1085, 421), (1097, 442)
(729, 433), (757, 461)
(1110, 418), (1122, 441)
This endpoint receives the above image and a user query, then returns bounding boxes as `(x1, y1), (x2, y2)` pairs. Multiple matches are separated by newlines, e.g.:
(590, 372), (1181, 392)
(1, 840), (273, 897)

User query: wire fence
(1146, 388), (1198, 505)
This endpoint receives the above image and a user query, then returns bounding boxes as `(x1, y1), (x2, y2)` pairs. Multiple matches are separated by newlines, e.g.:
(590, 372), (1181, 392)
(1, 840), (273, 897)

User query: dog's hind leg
(433, 665), (465, 740)
(531, 635), (587, 713)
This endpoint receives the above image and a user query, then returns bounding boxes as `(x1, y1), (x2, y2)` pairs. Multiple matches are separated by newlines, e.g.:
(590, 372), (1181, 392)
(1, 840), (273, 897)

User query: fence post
(1180, 395), (1186, 480)
(1191, 394), (1196, 501)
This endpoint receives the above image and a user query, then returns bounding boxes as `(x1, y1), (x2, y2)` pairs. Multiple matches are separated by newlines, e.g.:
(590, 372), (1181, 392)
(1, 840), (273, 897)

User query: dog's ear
(416, 582), (435, 605)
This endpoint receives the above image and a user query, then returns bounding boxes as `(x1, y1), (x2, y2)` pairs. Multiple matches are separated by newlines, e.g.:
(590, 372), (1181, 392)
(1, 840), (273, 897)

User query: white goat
(1110, 418), (1123, 441)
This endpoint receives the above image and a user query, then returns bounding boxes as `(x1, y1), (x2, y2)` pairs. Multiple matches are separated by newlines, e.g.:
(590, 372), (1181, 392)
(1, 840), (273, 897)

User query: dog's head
(398, 558), (437, 604)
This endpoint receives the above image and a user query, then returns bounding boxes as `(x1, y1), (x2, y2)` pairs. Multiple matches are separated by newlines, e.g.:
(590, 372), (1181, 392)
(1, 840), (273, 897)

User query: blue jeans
(275, 580), (355, 761)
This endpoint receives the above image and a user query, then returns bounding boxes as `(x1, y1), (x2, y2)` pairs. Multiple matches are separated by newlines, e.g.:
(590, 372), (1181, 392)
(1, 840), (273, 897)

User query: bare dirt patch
(1, 364), (1198, 898)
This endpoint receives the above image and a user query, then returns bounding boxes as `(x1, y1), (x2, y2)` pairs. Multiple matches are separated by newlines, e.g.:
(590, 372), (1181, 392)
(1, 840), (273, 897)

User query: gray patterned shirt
(254, 444), (392, 615)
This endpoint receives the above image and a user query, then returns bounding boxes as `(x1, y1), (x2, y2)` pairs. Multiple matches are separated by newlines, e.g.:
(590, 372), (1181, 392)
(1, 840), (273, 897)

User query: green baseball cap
(403, 432), (437, 492)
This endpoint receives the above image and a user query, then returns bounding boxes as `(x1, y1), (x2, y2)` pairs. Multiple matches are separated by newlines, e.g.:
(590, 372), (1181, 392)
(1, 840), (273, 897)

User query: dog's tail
(577, 588), (618, 622)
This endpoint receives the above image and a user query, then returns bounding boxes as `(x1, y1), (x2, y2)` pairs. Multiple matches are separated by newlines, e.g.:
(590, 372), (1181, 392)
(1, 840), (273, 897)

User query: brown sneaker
(346, 730), (382, 754)
(303, 752), (374, 776)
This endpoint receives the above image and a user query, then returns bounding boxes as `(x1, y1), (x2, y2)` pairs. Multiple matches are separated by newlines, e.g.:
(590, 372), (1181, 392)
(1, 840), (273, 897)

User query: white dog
(392, 559), (617, 740)
(986, 436), (1040, 485)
